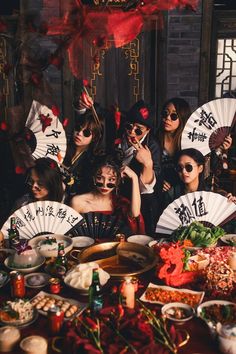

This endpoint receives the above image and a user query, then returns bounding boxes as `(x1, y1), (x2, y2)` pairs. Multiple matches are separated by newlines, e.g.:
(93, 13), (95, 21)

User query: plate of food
(25, 273), (50, 288)
(140, 283), (205, 308)
(171, 221), (225, 249)
(220, 234), (236, 246)
(64, 262), (110, 295)
(28, 234), (73, 258)
(0, 299), (38, 328)
(161, 302), (195, 324)
(30, 291), (86, 320)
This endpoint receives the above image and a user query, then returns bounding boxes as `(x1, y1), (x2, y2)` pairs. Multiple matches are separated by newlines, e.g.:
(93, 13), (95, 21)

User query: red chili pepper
(115, 108), (121, 130)
(63, 118), (69, 127)
(85, 316), (98, 331)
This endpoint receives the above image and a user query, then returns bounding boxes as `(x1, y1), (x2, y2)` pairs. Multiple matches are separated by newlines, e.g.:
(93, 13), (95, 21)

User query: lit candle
(121, 277), (135, 309)
(228, 252), (236, 271)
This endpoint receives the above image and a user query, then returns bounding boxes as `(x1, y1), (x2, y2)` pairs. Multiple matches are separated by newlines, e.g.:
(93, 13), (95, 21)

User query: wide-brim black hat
(126, 100), (153, 129)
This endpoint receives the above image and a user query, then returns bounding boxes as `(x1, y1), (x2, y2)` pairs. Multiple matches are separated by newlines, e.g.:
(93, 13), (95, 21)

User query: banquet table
(0, 264), (224, 354)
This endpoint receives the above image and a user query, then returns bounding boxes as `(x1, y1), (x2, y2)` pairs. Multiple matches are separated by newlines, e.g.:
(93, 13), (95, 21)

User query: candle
(228, 252), (236, 271)
(121, 277), (135, 309)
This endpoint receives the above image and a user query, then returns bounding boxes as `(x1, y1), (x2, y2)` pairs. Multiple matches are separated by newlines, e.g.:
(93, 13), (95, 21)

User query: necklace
(71, 150), (84, 165)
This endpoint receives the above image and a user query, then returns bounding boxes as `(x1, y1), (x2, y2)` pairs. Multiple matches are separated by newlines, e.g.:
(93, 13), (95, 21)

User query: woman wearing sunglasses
(71, 155), (145, 237)
(157, 98), (191, 192)
(161, 148), (236, 211)
(63, 112), (103, 202)
(12, 157), (64, 212)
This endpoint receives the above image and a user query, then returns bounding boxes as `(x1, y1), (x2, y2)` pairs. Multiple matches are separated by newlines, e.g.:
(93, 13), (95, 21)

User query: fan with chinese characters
(181, 98), (236, 155)
(1, 201), (83, 239)
(156, 191), (236, 235)
(25, 100), (67, 163)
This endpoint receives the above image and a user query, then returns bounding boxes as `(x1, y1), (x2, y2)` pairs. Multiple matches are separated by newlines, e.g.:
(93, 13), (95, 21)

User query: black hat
(126, 100), (153, 129)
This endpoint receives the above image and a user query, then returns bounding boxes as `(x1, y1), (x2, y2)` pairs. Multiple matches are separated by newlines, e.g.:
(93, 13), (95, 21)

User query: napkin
(64, 262), (110, 290)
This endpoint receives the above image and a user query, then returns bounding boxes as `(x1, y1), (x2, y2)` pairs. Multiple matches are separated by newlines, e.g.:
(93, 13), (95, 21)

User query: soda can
(48, 305), (64, 335)
(10, 271), (25, 298)
(49, 278), (61, 294)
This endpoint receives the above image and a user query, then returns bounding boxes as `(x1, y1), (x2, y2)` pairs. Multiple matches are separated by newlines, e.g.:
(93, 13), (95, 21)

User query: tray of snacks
(30, 291), (87, 320)
(0, 299), (38, 328)
(140, 283), (205, 308)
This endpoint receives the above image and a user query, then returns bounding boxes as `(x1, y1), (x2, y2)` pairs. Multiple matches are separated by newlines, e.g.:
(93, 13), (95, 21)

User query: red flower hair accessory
(139, 107), (149, 120)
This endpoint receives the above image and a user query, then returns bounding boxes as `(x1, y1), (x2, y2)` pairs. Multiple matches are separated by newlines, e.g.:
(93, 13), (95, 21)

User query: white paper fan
(25, 100), (67, 163)
(1, 201), (83, 239)
(156, 191), (236, 234)
(181, 98), (236, 155)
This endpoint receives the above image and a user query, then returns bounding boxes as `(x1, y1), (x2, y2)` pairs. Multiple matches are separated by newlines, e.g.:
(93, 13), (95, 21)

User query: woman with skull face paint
(71, 155), (145, 237)
(63, 112), (103, 202)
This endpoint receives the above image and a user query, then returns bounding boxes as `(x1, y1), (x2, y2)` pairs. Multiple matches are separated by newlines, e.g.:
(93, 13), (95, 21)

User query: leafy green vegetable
(171, 221), (225, 247)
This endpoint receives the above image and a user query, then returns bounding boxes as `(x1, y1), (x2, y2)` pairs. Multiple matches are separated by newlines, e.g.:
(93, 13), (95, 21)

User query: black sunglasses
(125, 123), (143, 136)
(95, 181), (116, 189)
(27, 178), (45, 191)
(176, 164), (196, 173)
(74, 126), (92, 137)
(161, 110), (179, 121)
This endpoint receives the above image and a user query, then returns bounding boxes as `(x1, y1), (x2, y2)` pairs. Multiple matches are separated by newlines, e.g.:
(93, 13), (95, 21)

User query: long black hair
(29, 157), (64, 202)
(175, 148), (206, 190)
(158, 97), (191, 151)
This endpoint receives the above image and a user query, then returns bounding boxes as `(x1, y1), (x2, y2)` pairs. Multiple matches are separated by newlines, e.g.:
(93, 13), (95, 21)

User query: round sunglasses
(74, 126), (92, 137)
(94, 181), (116, 189)
(161, 110), (179, 121)
(125, 123), (145, 136)
(176, 164), (197, 173)
(27, 178), (45, 191)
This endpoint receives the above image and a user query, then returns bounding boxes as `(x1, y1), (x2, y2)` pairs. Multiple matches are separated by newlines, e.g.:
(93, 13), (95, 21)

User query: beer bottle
(89, 268), (103, 314)
(8, 217), (20, 249)
(55, 242), (68, 276)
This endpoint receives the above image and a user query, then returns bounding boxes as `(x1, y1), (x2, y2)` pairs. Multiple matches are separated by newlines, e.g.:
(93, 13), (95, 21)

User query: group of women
(6, 94), (236, 238)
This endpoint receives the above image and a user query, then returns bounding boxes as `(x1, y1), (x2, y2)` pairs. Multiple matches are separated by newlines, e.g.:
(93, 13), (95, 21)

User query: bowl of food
(28, 234), (73, 258)
(127, 235), (154, 246)
(0, 299), (38, 327)
(161, 302), (194, 324)
(197, 300), (236, 336)
(4, 255), (45, 274)
(72, 236), (95, 249)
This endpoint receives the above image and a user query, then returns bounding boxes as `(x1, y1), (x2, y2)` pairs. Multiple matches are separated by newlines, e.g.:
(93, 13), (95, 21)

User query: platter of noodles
(78, 242), (158, 279)
(0, 299), (38, 328)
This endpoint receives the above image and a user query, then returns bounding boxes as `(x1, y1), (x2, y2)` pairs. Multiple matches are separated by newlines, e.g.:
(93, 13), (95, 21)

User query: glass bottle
(8, 217), (20, 249)
(55, 242), (68, 276)
(89, 268), (103, 314)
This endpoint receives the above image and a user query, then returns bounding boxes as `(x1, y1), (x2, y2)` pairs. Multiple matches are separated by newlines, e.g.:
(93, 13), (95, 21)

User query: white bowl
(72, 236), (95, 248)
(217, 324), (236, 354)
(127, 235), (154, 246)
(4, 256), (45, 274)
(161, 302), (194, 324)
(28, 234), (73, 258)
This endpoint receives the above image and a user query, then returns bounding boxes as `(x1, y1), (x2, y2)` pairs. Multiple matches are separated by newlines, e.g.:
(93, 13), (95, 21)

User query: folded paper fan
(156, 191), (236, 234)
(70, 212), (131, 239)
(25, 100), (67, 163)
(1, 201), (83, 239)
(181, 98), (236, 156)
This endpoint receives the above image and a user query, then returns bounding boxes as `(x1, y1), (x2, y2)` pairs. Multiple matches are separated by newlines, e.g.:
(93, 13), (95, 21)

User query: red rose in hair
(15, 166), (26, 174)
(51, 105), (60, 117)
(139, 107), (149, 119)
